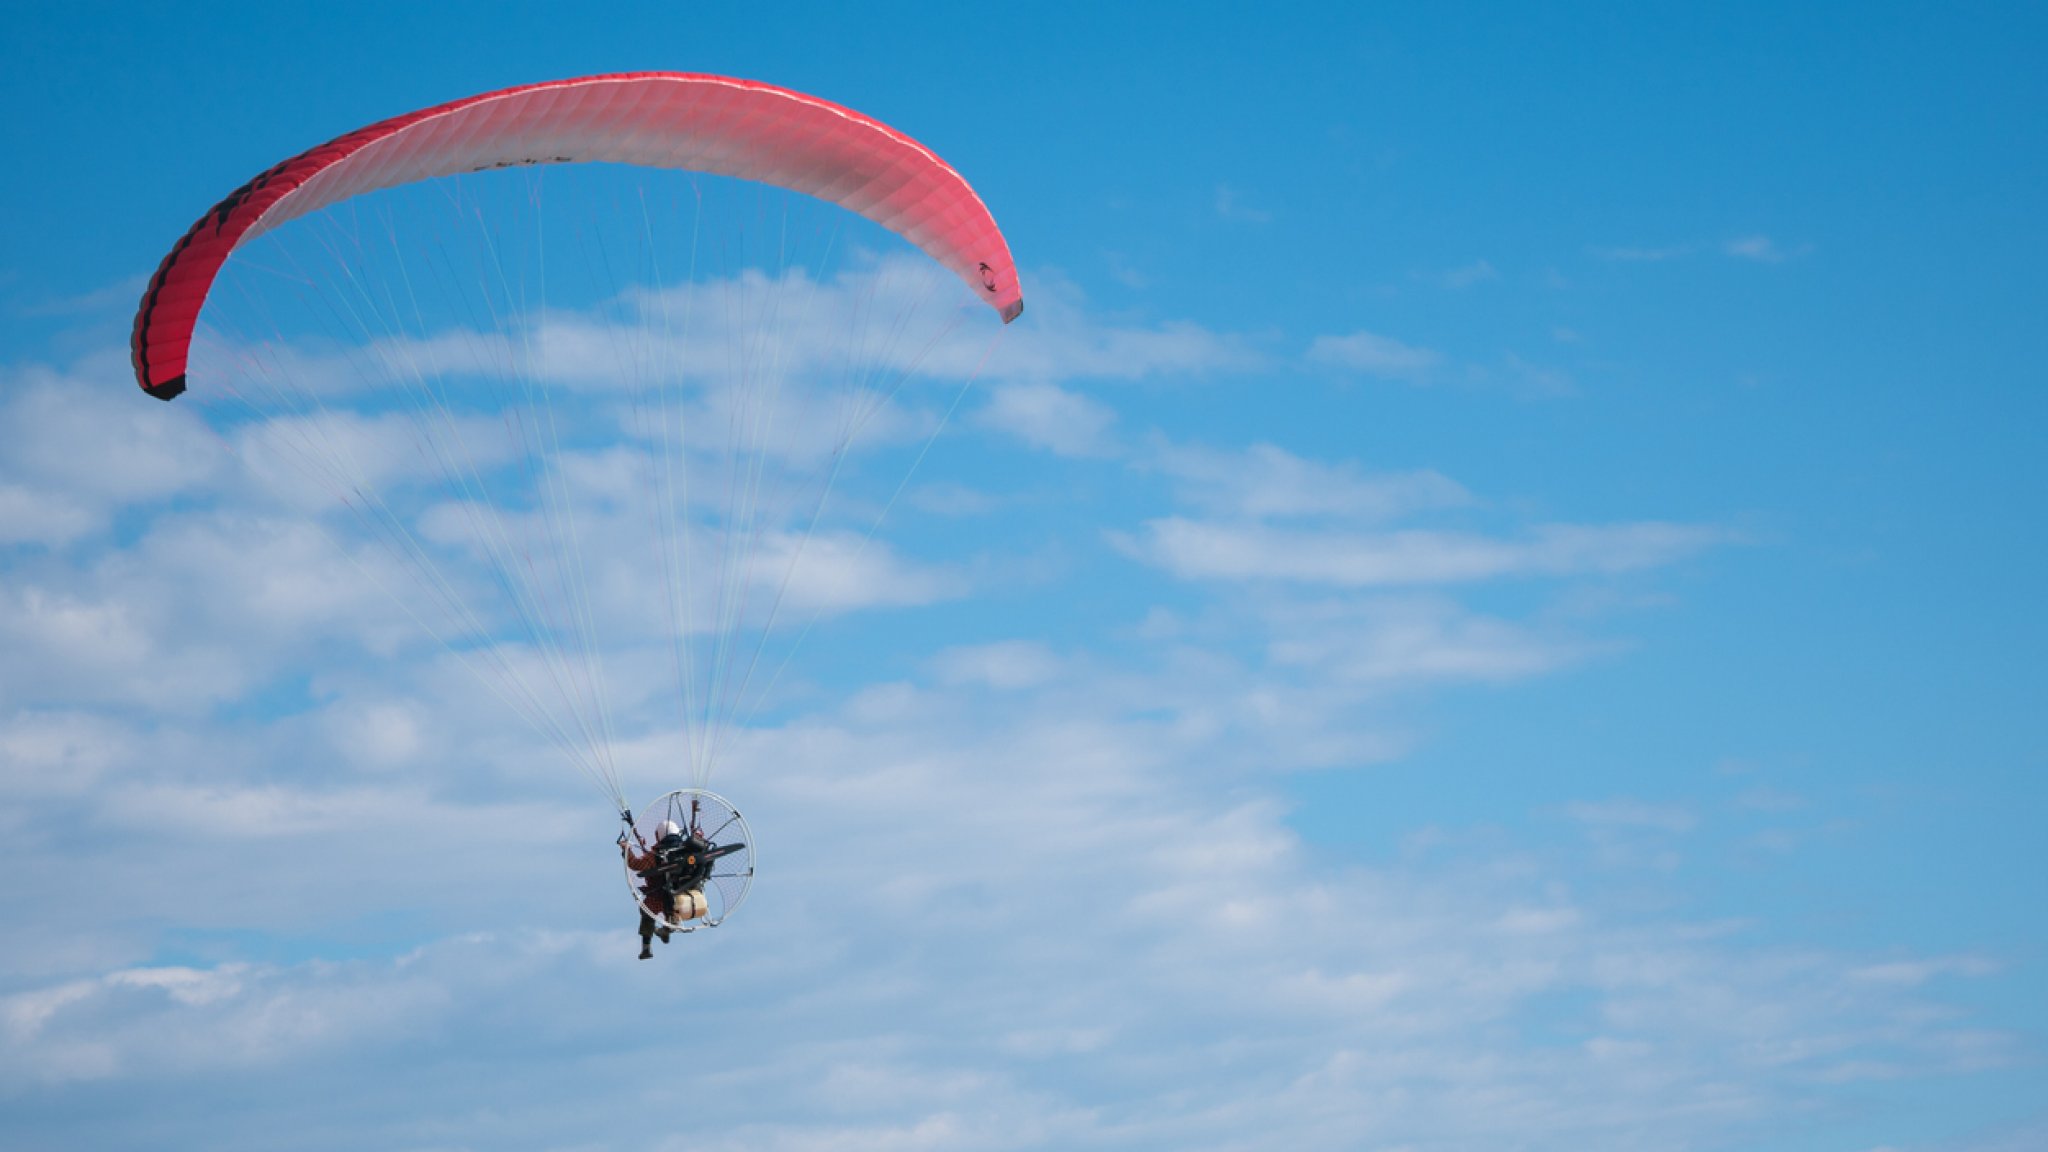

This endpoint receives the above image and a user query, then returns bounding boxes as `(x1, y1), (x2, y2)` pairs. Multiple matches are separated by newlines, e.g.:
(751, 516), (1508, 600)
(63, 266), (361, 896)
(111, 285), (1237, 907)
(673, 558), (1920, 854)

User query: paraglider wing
(132, 71), (1024, 401)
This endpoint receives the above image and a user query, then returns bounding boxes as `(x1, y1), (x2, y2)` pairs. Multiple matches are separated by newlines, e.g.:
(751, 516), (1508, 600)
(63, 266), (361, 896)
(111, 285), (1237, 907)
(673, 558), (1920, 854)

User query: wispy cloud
(1497, 352), (1579, 399)
(0, 361), (224, 546)
(1263, 594), (1587, 687)
(991, 281), (1266, 383)
(1307, 333), (1576, 401)
(1427, 259), (1500, 289)
(0, 674), (2013, 1147)
(1591, 243), (1698, 262)
(931, 640), (1062, 690)
(1214, 184), (1272, 223)
(1145, 440), (1470, 522)
(975, 382), (1119, 457)
(0, 259), (1955, 1152)
(1591, 235), (1808, 264)
(1102, 250), (1150, 290)
(1565, 799), (1697, 833)
(1306, 330), (1440, 380)
(11, 273), (150, 318)
(1723, 234), (1806, 262)
(1119, 519), (1734, 586)
(0, 710), (134, 797)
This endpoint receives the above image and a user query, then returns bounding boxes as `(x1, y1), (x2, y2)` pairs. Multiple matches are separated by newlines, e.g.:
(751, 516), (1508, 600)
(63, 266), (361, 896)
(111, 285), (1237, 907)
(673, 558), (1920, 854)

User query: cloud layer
(0, 266), (2008, 1152)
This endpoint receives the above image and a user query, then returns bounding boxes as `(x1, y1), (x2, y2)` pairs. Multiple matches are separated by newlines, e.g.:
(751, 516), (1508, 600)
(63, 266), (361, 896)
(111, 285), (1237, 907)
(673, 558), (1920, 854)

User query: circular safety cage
(624, 789), (755, 933)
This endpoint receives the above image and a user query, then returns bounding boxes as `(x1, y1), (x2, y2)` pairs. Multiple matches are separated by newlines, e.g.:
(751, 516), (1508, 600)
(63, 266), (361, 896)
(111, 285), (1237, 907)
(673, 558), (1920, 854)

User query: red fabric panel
(132, 73), (1023, 398)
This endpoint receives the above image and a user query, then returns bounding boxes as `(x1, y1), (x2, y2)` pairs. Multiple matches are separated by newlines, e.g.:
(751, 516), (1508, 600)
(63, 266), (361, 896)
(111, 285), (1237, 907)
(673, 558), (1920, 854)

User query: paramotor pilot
(622, 819), (712, 959)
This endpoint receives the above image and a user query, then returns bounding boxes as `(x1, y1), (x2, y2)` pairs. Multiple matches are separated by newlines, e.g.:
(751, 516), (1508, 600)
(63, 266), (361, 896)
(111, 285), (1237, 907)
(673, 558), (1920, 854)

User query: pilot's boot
(637, 909), (657, 958)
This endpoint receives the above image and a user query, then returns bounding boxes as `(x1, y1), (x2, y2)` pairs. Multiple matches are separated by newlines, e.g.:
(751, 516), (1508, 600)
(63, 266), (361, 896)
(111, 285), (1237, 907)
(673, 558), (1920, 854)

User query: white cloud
(975, 382), (1118, 457)
(0, 484), (97, 546)
(1564, 800), (1697, 833)
(1848, 956), (1999, 988)
(0, 506), (442, 713)
(0, 957), (446, 1086)
(1102, 250), (1150, 290)
(228, 406), (523, 512)
(202, 257), (1264, 411)
(1499, 352), (1579, 399)
(0, 359), (224, 545)
(1148, 440), (1469, 522)
(0, 261), (1995, 1151)
(12, 273), (150, 318)
(1429, 260), (1499, 289)
(0, 496), (2011, 1149)
(1590, 237), (1806, 265)
(1724, 234), (1788, 262)
(316, 698), (427, 771)
(1736, 786), (1804, 812)
(0, 681), (2012, 1148)
(1560, 799), (1699, 871)
(1264, 595), (1586, 687)
(1307, 330), (1440, 379)
(1215, 184), (1273, 223)
(988, 287), (1266, 383)
(752, 528), (964, 617)
(0, 370), (965, 736)
(904, 481), (1000, 518)
(0, 710), (134, 797)
(1121, 518), (1732, 586)
(1590, 243), (1697, 262)
(932, 641), (1062, 690)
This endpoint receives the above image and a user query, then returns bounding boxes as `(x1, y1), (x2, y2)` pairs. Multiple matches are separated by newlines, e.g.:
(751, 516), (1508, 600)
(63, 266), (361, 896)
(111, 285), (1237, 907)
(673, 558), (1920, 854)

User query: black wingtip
(143, 375), (187, 402)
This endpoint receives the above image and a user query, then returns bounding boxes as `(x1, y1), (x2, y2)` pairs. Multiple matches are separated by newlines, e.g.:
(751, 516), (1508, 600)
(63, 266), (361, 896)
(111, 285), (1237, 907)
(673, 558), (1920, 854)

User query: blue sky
(3, 3), (2045, 1150)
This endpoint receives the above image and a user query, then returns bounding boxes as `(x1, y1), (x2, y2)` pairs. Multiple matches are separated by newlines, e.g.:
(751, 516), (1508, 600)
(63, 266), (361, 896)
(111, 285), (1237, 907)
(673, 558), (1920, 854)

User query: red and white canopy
(132, 72), (1024, 400)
